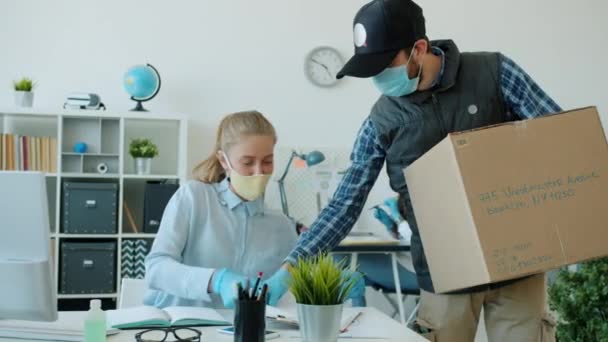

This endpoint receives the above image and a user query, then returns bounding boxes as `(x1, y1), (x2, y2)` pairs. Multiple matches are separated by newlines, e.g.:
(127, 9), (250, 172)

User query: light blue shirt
(144, 178), (297, 309)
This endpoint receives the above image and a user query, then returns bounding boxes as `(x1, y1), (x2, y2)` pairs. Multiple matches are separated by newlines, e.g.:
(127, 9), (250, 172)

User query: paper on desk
(281, 313), (391, 339)
(0, 311), (119, 341)
(266, 293), (366, 334)
(340, 231), (400, 246)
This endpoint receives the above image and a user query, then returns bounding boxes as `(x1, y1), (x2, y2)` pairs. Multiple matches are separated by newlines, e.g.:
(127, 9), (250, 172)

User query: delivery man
(263, 0), (559, 340)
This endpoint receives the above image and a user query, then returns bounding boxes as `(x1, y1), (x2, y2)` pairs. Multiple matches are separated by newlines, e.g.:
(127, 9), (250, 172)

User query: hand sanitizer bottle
(84, 299), (106, 342)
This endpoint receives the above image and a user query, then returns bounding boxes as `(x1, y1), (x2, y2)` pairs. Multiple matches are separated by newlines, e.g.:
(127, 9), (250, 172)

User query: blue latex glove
(372, 206), (399, 239)
(343, 271), (367, 307)
(211, 268), (248, 309)
(384, 197), (403, 222)
(262, 268), (291, 306)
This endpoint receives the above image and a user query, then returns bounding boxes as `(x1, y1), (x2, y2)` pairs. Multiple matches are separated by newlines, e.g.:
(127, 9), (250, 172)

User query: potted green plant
(548, 258), (608, 341)
(288, 253), (361, 342)
(13, 77), (36, 107)
(129, 138), (159, 175)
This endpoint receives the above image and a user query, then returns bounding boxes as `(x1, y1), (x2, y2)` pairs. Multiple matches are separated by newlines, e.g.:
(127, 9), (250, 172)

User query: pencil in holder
(234, 298), (266, 342)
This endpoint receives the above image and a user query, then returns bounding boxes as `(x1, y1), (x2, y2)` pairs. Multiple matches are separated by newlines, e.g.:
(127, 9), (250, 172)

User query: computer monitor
(0, 171), (57, 321)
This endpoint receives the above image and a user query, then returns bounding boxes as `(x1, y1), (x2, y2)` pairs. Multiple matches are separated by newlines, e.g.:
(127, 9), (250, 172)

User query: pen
(243, 278), (250, 300)
(340, 311), (363, 333)
(258, 284), (268, 302)
(236, 282), (243, 300)
(252, 272), (263, 299)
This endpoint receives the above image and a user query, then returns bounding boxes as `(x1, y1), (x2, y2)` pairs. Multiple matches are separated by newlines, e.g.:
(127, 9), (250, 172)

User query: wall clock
(304, 46), (345, 88)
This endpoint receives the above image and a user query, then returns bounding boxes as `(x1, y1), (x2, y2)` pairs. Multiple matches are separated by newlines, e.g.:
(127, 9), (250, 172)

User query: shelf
(62, 152), (119, 157)
(57, 293), (118, 299)
(5, 109), (187, 311)
(0, 107), (186, 120)
(61, 172), (120, 179)
(0, 113), (58, 137)
(0, 171), (58, 177)
(122, 233), (157, 239)
(123, 174), (180, 180)
(58, 234), (118, 238)
(124, 119), (180, 175)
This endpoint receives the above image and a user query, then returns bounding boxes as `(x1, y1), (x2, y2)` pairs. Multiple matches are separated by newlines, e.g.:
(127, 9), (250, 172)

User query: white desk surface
(0, 307), (425, 342)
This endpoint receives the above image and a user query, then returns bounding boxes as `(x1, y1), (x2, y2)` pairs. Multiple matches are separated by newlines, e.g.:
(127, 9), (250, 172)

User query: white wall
(1, 0), (607, 202)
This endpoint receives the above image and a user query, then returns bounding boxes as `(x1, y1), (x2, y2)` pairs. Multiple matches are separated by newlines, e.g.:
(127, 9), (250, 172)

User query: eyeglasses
(134, 327), (201, 342)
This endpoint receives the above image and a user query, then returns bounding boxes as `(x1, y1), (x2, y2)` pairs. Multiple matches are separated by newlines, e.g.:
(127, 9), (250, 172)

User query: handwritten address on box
(477, 170), (600, 216)
(492, 242), (554, 275)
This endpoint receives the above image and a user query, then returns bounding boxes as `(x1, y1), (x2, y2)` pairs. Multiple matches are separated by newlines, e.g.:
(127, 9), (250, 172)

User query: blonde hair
(193, 110), (277, 184)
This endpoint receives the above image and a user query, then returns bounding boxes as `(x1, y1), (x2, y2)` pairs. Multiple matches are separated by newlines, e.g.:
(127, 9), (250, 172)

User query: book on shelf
(0, 134), (57, 172)
(123, 201), (139, 233)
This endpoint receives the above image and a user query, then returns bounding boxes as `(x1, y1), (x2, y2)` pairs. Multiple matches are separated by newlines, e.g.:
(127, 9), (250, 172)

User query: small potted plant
(288, 253), (361, 342)
(13, 77), (36, 107)
(129, 138), (159, 175)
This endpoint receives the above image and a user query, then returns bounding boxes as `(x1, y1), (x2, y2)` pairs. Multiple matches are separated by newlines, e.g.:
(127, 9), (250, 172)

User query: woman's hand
(210, 268), (248, 308)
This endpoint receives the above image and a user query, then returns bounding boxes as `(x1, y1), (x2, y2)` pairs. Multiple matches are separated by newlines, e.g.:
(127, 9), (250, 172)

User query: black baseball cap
(337, 0), (426, 79)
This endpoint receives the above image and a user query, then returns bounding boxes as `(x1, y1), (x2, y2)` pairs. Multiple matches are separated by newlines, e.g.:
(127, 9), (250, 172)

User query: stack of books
(0, 311), (118, 341)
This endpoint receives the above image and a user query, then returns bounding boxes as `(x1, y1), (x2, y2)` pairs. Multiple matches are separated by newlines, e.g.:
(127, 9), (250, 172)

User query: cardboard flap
(405, 138), (489, 292)
(450, 106), (598, 137)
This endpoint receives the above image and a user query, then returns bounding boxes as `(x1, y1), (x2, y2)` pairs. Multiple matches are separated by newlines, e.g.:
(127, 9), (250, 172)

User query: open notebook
(107, 306), (229, 329)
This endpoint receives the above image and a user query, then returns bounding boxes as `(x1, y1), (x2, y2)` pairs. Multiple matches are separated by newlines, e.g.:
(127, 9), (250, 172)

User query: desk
(0, 308), (425, 342)
(333, 239), (411, 325)
(108, 307), (425, 342)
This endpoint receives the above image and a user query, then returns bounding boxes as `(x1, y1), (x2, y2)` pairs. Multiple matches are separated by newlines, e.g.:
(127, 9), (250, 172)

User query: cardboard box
(404, 107), (608, 293)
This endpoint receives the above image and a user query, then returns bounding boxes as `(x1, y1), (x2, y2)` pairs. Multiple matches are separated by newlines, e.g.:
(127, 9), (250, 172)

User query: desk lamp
(277, 150), (325, 217)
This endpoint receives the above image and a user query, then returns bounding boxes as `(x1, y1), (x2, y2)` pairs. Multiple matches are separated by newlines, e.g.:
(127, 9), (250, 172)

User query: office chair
(335, 253), (420, 326)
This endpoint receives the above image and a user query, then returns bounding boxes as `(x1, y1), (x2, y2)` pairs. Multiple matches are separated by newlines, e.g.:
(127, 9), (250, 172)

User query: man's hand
(343, 271), (367, 307)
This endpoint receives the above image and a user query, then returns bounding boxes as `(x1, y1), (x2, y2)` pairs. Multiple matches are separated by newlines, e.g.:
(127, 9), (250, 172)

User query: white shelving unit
(0, 108), (188, 309)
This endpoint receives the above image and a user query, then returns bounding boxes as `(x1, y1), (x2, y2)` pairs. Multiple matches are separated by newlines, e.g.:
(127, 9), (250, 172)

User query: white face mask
(222, 151), (271, 201)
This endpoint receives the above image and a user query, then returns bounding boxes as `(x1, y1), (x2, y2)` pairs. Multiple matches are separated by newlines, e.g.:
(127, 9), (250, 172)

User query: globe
(123, 64), (161, 111)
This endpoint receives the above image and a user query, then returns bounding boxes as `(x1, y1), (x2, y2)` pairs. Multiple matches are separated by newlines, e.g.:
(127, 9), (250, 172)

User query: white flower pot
(14, 91), (34, 107)
(134, 157), (152, 175)
(297, 303), (343, 342)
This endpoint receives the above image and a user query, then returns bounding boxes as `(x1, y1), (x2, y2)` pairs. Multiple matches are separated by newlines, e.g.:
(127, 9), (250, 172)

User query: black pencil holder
(234, 299), (266, 342)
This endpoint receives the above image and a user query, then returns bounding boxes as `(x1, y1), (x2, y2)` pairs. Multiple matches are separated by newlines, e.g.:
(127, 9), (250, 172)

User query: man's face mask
(222, 151), (271, 201)
(372, 47), (423, 97)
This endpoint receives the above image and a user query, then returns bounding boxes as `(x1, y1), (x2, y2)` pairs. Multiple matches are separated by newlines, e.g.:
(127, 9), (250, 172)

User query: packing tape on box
(97, 163), (108, 174)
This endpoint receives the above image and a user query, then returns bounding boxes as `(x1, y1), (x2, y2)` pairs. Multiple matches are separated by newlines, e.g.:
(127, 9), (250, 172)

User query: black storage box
(60, 241), (116, 294)
(63, 182), (118, 234)
(143, 181), (179, 233)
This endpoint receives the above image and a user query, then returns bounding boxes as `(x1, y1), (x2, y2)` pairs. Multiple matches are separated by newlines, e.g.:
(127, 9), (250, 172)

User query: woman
(143, 110), (298, 309)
